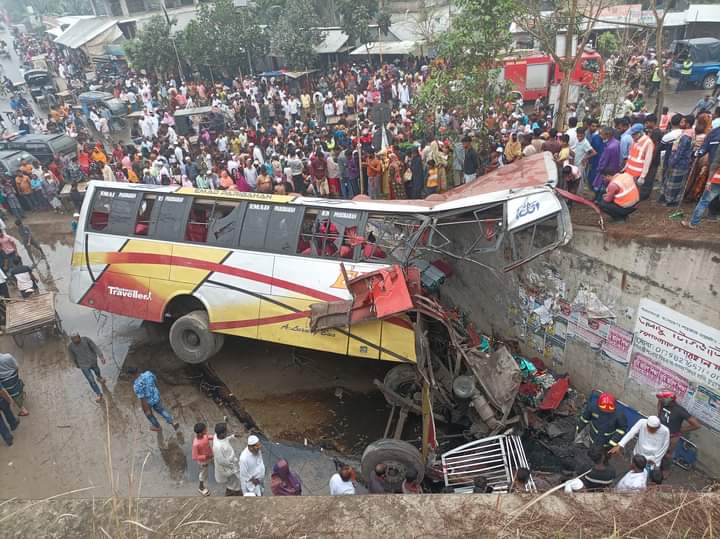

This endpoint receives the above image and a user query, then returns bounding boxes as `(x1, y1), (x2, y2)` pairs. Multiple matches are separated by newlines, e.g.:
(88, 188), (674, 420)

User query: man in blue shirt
(587, 119), (604, 192)
(127, 368), (179, 432)
(617, 117), (632, 165)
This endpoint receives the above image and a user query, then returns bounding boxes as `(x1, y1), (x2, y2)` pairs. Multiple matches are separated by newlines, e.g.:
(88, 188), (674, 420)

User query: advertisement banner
(628, 352), (690, 400)
(631, 299), (720, 393)
(686, 386), (720, 433)
(601, 325), (633, 365)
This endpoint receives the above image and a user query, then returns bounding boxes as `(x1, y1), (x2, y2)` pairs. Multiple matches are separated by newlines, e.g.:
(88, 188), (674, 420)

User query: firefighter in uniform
(577, 392), (628, 449)
(598, 172), (640, 221)
(624, 123), (654, 186)
(676, 56), (693, 93)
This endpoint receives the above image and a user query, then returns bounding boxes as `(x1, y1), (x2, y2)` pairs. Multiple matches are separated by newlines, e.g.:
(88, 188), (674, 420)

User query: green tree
(268, 0), (324, 69)
(178, 0), (269, 77)
(414, 0), (517, 138)
(596, 31), (619, 57)
(124, 15), (181, 77)
(336, 0), (379, 51)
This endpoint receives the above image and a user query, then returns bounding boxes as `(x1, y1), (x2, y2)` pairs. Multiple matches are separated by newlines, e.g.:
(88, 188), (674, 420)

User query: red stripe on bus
(210, 311), (309, 330)
(96, 251), (412, 330)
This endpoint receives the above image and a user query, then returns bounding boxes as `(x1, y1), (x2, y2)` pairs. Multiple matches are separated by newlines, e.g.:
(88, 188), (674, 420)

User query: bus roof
(87, 152), (558, 214)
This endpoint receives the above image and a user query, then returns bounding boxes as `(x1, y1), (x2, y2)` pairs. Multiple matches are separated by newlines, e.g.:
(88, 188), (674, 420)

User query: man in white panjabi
(212, 423), (242, 496)
(239, 435), (266, 496)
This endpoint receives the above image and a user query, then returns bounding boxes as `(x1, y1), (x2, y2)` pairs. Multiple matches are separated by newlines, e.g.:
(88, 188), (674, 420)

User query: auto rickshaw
(23, 69), (57, 107)
(78, 91), (129, 130)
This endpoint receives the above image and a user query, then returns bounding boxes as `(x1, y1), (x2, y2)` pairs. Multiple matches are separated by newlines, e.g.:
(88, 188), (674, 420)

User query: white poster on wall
(631, 299), (720, 393)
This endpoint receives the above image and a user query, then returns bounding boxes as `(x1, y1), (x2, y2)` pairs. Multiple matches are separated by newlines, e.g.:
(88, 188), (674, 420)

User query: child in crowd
(192, 422), (213, 496)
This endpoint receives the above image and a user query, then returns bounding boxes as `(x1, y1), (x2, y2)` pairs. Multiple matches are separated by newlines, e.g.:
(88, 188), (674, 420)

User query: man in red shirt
(192, 422), (213, 496)
(310, 148), (328, 196)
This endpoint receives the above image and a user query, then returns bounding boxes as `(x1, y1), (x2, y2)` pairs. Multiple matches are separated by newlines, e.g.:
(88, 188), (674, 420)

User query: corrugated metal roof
(686, 4), (720, 23)
(314, 29), (349, 54)
(350, 40), (420, 56)
(54, 17), (118, 49)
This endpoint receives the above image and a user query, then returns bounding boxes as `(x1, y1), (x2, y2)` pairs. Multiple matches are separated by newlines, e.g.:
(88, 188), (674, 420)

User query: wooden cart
(3, 292), (62, 347)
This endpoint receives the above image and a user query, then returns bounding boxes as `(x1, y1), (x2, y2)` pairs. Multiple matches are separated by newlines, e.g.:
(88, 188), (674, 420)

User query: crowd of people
(1, 30), (719, 233)
(0, 26), (715, 500)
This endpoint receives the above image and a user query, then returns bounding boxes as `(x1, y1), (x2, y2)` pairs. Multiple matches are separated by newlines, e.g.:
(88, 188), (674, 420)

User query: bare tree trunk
(555, 0), (577, 130)
(654, 6), (666, 115)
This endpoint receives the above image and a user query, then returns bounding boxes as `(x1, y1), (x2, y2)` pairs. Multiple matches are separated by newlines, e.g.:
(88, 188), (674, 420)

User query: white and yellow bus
(69, 153), (570, 364)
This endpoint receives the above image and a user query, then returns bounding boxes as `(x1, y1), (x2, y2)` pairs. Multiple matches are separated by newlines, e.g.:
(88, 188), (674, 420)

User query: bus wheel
(361, 439), (425, 492)
(213, 332), (225, 355)
(169, 310), (216, 364)
(382, 364), (421, 408)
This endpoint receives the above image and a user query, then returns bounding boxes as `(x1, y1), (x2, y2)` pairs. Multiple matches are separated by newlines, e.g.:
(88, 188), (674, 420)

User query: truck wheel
(361, 438), (425, 492)
(169, 310), (216, 364)
(702, 74), (717, 90)
(382, 364), (420, 406)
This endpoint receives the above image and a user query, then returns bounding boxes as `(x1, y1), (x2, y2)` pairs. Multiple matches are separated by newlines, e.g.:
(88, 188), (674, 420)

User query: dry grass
(502, 488), (720, 538)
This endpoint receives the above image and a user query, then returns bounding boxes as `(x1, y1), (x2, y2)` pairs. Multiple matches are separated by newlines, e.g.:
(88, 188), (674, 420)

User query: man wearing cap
(239, 434), (265, 496)
(610, 415), (670, 470)
(624, 123), (654, 187)
(577, 391), (628, 449)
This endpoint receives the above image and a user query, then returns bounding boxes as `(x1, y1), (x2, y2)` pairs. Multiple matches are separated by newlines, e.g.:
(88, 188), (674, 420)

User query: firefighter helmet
(597, 392), (616, 412)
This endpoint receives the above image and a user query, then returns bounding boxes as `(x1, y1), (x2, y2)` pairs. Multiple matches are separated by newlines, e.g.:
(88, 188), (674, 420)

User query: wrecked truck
(302, 153), (577, 493)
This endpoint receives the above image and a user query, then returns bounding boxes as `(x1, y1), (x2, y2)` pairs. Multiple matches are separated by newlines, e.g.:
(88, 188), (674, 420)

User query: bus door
(265, 206), (362, 356)
(81, 188), (152, 319)
(173, 197), (266, 339)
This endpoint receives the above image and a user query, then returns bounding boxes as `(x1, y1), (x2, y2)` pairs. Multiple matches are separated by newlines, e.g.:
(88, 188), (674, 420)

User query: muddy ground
(0, 213), (369, 499)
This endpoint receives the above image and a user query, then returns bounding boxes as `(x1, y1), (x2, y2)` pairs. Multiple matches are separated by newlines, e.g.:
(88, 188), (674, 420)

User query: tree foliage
(267, 0), (324, 69)
(336, 0), (380, 49)
(178, 0), (268, 77)
(124, 15), (181, 78)
(413, 0), (517, 136)
(596, 31), (620, 57)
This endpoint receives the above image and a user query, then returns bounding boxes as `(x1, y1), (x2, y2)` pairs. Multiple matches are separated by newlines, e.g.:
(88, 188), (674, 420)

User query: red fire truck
(502, 50), (605, 101)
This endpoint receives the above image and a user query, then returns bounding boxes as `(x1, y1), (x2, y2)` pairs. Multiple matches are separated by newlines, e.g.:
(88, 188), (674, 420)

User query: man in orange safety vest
(598, 172), (639, 221)
(624, 123), (654, 186)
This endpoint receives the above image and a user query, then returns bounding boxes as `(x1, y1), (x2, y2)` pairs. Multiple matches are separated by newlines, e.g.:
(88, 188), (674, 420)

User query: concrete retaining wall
(442, 225), (720, 474)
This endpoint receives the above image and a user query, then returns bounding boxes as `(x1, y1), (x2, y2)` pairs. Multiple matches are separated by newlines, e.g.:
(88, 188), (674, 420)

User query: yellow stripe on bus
(176, 187), (295, 204)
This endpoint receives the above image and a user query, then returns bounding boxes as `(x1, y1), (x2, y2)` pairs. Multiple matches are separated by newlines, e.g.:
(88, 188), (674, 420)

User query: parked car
(0, 149), (36, 176)
(669, 37), (720, 90)
(0, 134), (76, 166)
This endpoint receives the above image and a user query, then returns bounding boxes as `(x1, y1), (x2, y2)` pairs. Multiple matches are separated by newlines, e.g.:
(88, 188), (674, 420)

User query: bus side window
(185, 200), (213, 243)
(89, 191), (113, 231)
(207, 202), (243, 247)
(238, 203), (271, 250)
(152, 195), (191, 241)
(88, 190), (139, 235)
(265, 205), (303, 254)
(134, 194), (156, 236)
(297, 209), (361, 259)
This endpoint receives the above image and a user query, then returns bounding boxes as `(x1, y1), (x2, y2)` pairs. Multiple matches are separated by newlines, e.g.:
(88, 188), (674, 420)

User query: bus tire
(213, 332), (225, 355)
(361, 438), (425, 492)
(169, 310), (216, 364)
